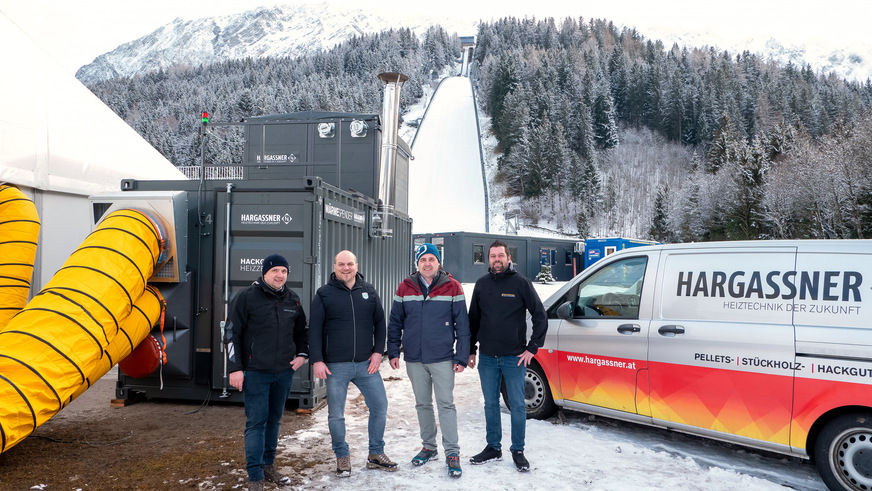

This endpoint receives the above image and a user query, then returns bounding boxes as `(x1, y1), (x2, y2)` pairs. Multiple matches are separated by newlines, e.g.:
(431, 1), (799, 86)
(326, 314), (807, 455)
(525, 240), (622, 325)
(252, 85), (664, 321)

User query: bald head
(334, 250), (358, 288)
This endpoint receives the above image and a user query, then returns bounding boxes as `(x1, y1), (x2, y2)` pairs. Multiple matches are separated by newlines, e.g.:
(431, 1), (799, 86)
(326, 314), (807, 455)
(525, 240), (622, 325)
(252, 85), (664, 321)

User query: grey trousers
(405, 360), (459, 455)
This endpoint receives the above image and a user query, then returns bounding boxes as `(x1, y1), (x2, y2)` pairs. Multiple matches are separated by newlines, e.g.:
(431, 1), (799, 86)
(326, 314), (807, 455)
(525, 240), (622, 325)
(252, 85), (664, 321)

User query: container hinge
(303, 256), (317, 265)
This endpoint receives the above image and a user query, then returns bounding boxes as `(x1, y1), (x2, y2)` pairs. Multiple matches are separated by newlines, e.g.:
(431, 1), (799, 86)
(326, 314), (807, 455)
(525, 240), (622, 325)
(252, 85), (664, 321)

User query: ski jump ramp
(0, 188), (166, 453)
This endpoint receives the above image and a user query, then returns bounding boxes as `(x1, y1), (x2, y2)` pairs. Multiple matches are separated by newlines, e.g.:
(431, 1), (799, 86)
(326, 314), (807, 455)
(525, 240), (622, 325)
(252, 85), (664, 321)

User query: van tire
(813, 412), (872, 491)
(500, 364), (558, 420)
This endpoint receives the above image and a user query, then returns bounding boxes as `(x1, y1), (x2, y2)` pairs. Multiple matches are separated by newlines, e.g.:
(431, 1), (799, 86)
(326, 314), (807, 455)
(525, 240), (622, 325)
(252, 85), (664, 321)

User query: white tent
(1, 10), (186, 292)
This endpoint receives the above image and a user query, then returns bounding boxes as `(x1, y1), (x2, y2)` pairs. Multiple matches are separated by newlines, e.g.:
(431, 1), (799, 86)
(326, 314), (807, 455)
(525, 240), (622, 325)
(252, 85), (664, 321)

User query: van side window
(574, 257), (647, 318)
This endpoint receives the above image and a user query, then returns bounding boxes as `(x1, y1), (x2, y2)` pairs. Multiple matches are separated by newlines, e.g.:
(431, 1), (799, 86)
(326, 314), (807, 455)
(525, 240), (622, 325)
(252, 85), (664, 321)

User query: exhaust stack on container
(372, 72), (408, 238)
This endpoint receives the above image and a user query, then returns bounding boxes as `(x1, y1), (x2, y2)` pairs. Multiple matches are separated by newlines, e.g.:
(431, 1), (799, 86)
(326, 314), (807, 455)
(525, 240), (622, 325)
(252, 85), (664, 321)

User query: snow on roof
(0, 11), (185, 196)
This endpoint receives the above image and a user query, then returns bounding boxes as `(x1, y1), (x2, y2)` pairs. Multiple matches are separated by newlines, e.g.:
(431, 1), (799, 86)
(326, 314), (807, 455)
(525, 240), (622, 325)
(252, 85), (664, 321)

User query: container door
(555, 252), (655, 414)
(649, 246), (797, 448)
(212, 189), (310, 396)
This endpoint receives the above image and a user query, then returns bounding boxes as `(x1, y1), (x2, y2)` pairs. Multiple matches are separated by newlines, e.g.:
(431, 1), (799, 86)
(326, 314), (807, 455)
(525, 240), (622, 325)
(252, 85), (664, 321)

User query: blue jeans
(325, 361), (388, 458)
(242, 369), (295, 481)
(478, 354), (526, 452)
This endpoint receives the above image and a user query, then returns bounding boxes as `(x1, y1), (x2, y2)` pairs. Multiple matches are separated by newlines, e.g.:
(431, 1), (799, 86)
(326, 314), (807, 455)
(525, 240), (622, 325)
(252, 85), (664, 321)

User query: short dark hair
(488, 240), (509, 258)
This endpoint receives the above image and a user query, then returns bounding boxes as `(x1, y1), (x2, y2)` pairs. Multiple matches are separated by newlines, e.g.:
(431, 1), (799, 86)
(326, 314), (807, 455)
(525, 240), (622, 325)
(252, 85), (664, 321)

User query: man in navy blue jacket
(388, 243), (469, 478)
(467, 240), (547, 472)
(308, 250), (396, 477)
(226, 254), (308, 490)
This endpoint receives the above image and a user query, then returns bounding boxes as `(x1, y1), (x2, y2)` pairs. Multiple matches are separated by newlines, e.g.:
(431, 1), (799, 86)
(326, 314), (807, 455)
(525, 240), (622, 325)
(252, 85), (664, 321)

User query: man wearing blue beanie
(226, 253), (308, 490)
(388, 243), (469, 478)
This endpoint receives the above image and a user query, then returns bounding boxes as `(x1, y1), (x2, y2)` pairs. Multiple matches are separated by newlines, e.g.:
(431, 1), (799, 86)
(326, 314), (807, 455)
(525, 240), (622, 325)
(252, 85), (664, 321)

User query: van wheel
(500, 364), (558, 420)
(814, 413), (872, 491)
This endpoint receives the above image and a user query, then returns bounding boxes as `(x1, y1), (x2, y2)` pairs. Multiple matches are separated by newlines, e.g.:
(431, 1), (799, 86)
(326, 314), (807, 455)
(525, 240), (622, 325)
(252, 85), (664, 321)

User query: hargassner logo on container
(255, 153), (297, 163)
(324, 200), (365, 227)
(239, 212), (293, 225)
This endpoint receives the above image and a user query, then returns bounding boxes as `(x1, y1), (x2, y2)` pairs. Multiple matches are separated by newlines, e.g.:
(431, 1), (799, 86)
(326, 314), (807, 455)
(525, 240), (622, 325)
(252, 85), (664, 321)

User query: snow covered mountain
(76, 4), (871, 85)
(75, 3), (475, 84)
(649, 28), (872, 83)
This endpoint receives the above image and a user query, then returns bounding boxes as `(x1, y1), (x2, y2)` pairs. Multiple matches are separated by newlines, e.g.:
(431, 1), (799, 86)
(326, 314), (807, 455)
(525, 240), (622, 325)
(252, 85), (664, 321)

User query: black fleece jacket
(468, 264), (547, 357)
(308, 272), (386, 364)
(226, 279), (308, 373)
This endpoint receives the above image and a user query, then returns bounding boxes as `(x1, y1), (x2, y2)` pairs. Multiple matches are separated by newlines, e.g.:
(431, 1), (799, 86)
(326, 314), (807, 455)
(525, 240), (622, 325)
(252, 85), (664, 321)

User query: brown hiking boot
(263, 463), (291, 486)
(336, 455), (352, 478)
(366, 453), (398, 472)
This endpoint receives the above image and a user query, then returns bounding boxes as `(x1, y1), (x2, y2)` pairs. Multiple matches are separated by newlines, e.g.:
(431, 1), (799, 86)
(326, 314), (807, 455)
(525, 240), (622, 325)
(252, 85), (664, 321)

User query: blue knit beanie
(415, 243), (441, 264)
(262, 253), (290, 276)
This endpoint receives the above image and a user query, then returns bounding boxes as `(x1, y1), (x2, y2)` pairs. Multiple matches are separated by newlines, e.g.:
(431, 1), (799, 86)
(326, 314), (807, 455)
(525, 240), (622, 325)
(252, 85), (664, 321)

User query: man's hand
(368, 352), (383, 374)
(290, 356), (307, 370)
(389, 357), (400, 370)
(453, 363), (465, 373)
(229, 370), (244, 391)
(313, 361), (331, 379)
(467, 354), (476, 369)
(517, 350), (534, 367)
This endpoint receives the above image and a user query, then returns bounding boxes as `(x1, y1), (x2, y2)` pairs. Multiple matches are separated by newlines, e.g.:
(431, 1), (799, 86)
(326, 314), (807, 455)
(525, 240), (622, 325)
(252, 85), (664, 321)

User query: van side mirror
(556, 301), (573, 320)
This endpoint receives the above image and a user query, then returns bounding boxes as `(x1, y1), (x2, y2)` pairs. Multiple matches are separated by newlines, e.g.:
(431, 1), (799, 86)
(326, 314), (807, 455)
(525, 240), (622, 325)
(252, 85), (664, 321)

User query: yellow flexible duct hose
(0, 184), (41, 329)
(0, 208), (166, 454)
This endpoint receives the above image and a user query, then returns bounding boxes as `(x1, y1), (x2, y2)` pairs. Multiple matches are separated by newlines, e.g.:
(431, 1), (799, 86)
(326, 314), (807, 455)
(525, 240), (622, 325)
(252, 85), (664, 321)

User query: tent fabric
(0, 209), (165, 454)
(0, 184), (41, 329)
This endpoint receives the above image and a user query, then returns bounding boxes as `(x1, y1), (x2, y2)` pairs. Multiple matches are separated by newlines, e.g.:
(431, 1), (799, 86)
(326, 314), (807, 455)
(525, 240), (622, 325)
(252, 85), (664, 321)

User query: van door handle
(617, 324), (641, 334)
(658, 325), (685, 336)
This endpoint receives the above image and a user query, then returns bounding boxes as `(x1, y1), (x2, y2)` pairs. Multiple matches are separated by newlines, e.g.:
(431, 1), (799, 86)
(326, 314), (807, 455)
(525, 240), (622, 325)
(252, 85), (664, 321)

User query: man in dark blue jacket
(388, 243), (469, 478)
(226, 254), (308, 490)
(309, 250), (396, 477)
(467, 240), (547, 472)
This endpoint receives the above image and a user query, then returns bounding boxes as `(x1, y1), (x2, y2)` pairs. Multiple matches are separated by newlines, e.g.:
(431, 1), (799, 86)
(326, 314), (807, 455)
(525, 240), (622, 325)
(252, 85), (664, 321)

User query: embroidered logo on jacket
(501, 293), (516, 298)
(362, 292), (369, 300)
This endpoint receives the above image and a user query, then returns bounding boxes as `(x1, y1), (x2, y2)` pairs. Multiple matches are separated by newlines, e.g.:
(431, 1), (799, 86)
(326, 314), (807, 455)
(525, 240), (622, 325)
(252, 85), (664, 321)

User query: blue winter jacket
(387, 270), (470, 366)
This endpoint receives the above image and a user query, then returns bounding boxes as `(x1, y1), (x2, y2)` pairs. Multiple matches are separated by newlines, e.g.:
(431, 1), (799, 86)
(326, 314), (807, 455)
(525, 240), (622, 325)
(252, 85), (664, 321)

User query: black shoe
(469, 445), (502, 465)
(511, 450), (529, 472)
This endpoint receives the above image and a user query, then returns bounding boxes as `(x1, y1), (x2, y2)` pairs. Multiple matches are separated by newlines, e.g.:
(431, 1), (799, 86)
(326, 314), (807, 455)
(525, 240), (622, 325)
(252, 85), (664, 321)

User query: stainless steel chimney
(372, 72), (408, 238)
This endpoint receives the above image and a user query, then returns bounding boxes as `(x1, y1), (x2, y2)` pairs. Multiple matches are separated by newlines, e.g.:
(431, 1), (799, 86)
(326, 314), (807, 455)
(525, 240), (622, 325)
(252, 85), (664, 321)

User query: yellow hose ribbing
(0, 184), (41, 329)
(0, 209), (166, 454)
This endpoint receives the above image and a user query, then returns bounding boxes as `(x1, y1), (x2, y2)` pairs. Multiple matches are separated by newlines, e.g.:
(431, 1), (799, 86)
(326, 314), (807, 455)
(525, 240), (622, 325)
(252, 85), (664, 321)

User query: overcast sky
(1, 0), (868, 75)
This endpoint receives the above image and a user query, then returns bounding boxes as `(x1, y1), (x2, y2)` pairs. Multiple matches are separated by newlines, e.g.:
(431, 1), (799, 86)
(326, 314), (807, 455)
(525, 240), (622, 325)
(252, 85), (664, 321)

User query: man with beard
(467, 240), (547, 472)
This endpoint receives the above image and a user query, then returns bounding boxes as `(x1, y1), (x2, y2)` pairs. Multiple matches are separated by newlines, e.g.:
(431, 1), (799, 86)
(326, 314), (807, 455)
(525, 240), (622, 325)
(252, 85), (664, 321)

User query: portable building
(583, 237), (659, 269)
(413, 231), (583, 283)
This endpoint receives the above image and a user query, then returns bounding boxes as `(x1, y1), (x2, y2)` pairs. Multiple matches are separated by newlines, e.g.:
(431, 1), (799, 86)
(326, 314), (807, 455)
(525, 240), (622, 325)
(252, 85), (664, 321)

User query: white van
(520, 240), (871, 491)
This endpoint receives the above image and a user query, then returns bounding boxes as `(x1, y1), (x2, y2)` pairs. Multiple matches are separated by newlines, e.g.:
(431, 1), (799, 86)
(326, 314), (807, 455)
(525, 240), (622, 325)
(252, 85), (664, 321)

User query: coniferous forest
(86, 17), (872, 241)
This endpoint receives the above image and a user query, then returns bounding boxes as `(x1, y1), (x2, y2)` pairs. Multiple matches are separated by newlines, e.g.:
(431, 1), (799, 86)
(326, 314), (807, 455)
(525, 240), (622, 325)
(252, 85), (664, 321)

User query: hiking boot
(469, 445), (502, 465)
(248, 479), (265, 491)
(336, 455), (351, 478)
(263, 463), (291, 486)
(366, 453), (398, 472)
(512, 450), (530, 472)
(411, 447), (439, 466)
(446, 453), (462, 478)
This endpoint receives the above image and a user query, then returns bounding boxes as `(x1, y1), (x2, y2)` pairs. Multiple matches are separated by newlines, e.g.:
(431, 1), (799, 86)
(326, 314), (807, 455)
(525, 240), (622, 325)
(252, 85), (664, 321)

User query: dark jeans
(242, 369), (295, 481)
(325, 361), (388, 458)
(478, 354), (526, 452)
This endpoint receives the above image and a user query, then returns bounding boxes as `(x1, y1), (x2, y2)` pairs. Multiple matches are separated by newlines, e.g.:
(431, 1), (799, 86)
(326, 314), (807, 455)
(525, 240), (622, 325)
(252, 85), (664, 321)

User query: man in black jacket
(226, 254), (309, 490)
(467, 240), (547, 472)
(309, 250), (396, 477)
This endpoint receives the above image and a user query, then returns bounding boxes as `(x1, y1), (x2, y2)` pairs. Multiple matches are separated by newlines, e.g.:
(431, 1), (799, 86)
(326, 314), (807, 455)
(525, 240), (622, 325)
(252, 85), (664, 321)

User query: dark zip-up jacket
(226, 278), (308, 373)
(308, 272), (386, 364)
(469, 263), (547, 357)
(387, 270), (470, 366)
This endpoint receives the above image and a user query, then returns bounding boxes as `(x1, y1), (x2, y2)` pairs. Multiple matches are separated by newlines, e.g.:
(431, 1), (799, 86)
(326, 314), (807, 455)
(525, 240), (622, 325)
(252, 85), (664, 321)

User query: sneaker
(366, 453), (398, 472)
(411, 447), (439, 466)
(263, 463), (291, 486)
(446, 453), (462, 478)
(511, 450), (530, 472)
(336, 455), (351, 478)
(248, 479), (265, 491)
(469, 445), (502, 465)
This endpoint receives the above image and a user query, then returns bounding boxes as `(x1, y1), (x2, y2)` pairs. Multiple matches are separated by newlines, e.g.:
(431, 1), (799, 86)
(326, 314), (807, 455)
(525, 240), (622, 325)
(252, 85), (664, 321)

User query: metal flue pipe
(373, 72), (408, 238)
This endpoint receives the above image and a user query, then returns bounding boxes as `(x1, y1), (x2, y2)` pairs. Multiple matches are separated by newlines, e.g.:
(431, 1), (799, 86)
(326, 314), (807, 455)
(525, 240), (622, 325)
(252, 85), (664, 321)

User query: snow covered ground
(263, 281), (826, 491)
